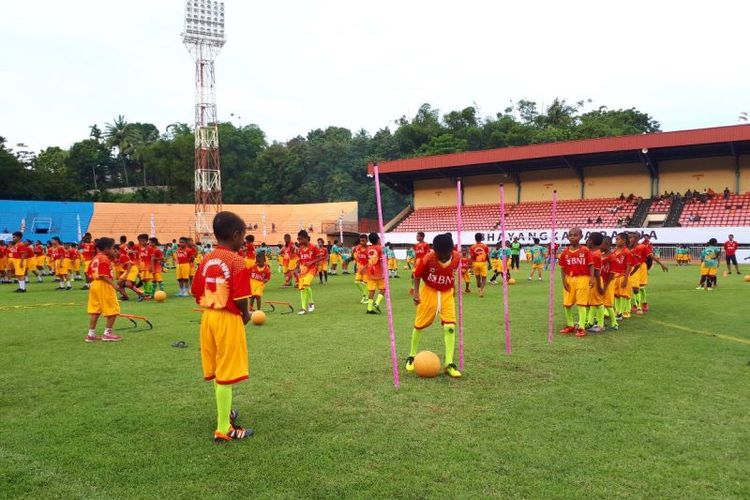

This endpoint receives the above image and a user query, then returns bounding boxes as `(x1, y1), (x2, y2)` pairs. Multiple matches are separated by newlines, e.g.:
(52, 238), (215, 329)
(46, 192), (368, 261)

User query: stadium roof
(368, 125), (750, 194)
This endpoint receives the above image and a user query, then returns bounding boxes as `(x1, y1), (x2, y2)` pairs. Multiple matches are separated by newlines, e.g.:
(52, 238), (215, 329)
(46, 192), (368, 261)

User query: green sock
(214, 381), (232, 434)
(300, 289), (308, 310)
(596, 306), (605, 328)
(367, 298), (374, 311)
(356, 282), (367, 297)
(577, 306), (587, 327)
(375, 293), (384, 307)
(586, 307), (595, 326)
(607, 307), (618, 326)
(444, 324), (456, 365)
(409, 328), (423, 356)
(640, 288), (647, 304)
(633, 292), (641, 309)
(158, 282), (164, 291)
(307, 287), (314, 304)
(564, 306), (574, 326)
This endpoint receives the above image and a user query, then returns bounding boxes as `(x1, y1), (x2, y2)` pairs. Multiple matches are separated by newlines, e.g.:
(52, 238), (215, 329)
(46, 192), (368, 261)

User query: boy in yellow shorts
(461, 248), (471, 293)
(175, 237), (191, 297)
(527, 238), (547, 281)
(85, 237), (122, 343)
(0, 241), (9, 284)
(365, 232), (386, 314)
(149, 237), (165, 292)
(316, 238), (329, 284)
(353, 233), (370, 304)
(585, 232), (606, 333)
(249, 252), (271, 312)
(117, 241), (145, 301)
(558, 227), (594, 337)
(609, 232), (635, 320)
(192, 211), (253, 442)
(697, 238), (720, 290)
(296, 230), (323, 315)
(405, 233), (462, 378)
(9, 232), (32, 293)
(469, 233), (489, 297)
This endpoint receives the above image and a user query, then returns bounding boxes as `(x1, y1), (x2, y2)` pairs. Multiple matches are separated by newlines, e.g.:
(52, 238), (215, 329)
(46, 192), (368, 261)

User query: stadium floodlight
(182, 0), (225, 48)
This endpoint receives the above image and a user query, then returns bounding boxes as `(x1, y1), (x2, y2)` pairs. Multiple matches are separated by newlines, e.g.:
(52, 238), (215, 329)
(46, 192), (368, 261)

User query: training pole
(499, 184), (512, 355)
(373, 163), (400, 389)
(456, 178), (465, 370)
(547, 190), (558, 343)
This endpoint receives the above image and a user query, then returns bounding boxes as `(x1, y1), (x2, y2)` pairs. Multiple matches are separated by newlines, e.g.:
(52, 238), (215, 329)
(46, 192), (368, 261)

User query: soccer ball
(744, 275), (750, 282)
(414, 351), (441, 378)
(154, 290), (167, 302)
(507, 278), (516, 285)
(251, 310), (266, 326)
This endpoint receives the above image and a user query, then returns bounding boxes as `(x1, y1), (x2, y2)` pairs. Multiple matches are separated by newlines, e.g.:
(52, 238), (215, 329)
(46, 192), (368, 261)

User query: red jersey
(87, 253), (114, 280)
(52, 246), (66, 260)
(366, 244), (384, 279)
(317, 246), (329, 261)
(249, 264), (271, 283)
(469, 243), (490, 263)
(151, 247), (164, 271)
(558, 245), (593, 277)
(600, 251), (613, 282)
(631, 243), (652, 266)
(34, 244), (45, 257)
(297, 243), (320, 274)
(66, 248), (80, 260)
(0, 246), (7, 258)
(460, 256), (471, 273)
(353, 244), (369, 269)
(175, 247), (191, 264)
(414, 242), (431, 261)
(81, 242), (96, 261)
(138, 244), (153, 268)
(10, 242), (31, 259)
(245, 243), (256, 259)
(608, 247), (636, 275)
(591, 249), (603, 278)
(414, 250), (461, 292)
(724, 240), (738, 256)
(119, 251), (132, 267)
(192, 246), (251, 316)
(186, 246), (198, 262)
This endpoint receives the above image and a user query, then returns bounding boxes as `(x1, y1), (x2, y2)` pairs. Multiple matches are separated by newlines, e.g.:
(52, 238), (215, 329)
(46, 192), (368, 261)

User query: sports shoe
(366, 309), (378, 315)
(608, 324), (619, 331)
(307, 304), (315, 313)
(707, 287), (713, 291)
(85, 334), (100, 343)
(636, 309), (644, 316)
(101, 333), (122, 342)
(527, 277), (532, 281)
(297, 309), (307, 315)
(642, 303), (649, 312)
(616, 314), (624, 321)
(631, 305), (637, 313)
(373, 303), (381, 313)
(587, 325), (605, 333)
(559, 326), (576, 334)
(136, 294), (146, 302)
(695, 286), (704, 290)
(360, 296), (368, 304)
(214, 425), (254, 442)
(14, 288), (26, 293)
(622, 312), (631, 319)
(229, 409), (240, 428)
(538, 277), (543, 281)
(405, 356), (415, 372)
(444, 363), (462, 378)
(575, 328), (587, 337)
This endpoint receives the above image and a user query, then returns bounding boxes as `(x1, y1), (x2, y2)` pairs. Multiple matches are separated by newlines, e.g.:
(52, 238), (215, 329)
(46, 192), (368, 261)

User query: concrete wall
(659, 156), (736, 194)
(584, 163), (650, 198)
(413, 178), (457, 208)
(463, 174), (517, 205)
(519, 168), (580, 201)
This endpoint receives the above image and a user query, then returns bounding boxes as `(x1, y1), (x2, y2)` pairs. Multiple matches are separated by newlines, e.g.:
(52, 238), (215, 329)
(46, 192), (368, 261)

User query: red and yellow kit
(366, 244), (384, 291)
(86, 253), (120, 317)
(600, 252), (615, 307)
(81, 241), (95, 272)
(353, 243), (369, 282)
(118, 250), (138, 282)
(469, 243), (490, 278)
(175, 247), (191, 280)
(33, 243), (45, 269)
(413, 250), (460, 330)
(67, 247), (81, 274)
(243, 242), (256, 269)
(608, 247), (636, 298)
(414, 241), (431, 268)
(9, 241), (32, 277)
(297, 243), (320, 289)
(631, 243), (652, 287)
(588, 249), (605, 307)
(281, 242), (298, 272)
(0, 246), (8, 274)
(249, 264), (271, 297)
(460, 256), (471, 283)
(558, 245), (593, 307)
(192, 246), (252, 385)
(317, 245), (329, 272)
(52, 245), (68, 276)
(151, 246), (164, 282)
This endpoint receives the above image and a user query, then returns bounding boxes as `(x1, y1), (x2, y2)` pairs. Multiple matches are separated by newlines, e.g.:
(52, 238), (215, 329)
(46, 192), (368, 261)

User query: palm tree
(105, 115), (138, 186)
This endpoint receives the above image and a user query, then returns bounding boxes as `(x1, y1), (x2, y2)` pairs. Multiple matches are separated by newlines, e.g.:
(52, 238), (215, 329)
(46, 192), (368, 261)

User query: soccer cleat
(297, 309), (307, 315)
(366, 309), (378, 315)
(14, 288), (26, 293)
(405, 356), (415, 372)
(373, 303), (381, 313)
(616, 314), (624, 321)
(360, 297), (368, 304)
(636, 309), (644, 316)
(538, 277), (543, 281)
(214, 425), (254, 442)
(307, 304), (315, 313)
(575, 328), (587, 337)
(101, 333), (122, 342)
(66, 286), (72, 291)
(622, 312), (631, 319)
(84, 334), (100, 343)
(707, 287), (713, 291)
(136, 294), (146, 302)
(559, 326), (576, 334)
(642, 303), (649, 312)
(608, 324), (619, 331)
(527, 277), (532, 281)
(229, 409), (240, 428)
(587, 325), (605, 333)
(444, 363), (462, 378)
(631, 305), (637, 313)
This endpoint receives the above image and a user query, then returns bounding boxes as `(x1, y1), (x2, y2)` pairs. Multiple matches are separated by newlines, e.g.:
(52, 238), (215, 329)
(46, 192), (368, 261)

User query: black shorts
(726, 255), (737, 266)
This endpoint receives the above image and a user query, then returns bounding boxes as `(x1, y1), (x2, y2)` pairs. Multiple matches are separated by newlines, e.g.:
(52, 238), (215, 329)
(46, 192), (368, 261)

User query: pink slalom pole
(373, 163), (400, 389)
(499, 184), (512, 355)
(456, 178), (464, 370)
(547, 190), (558, 343)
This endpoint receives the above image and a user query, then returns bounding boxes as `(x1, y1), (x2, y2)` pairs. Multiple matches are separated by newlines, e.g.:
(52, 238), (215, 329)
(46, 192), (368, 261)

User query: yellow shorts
(83, 260), (92, 273)
(71, 259), (81, 272)
(140, 269), (153, 281)
(472, 261), (488, 278)
(633, 263), (648, 287)
(11, 258), (27, 277)
(298, 272), (315, 289)
(355, 269), (368, 283)
(199, 309), (248, 385)
(244, 258), (256, 269)
(414, 284), (456, 330)
(588, 277), (605, 307)
(152, 271), (163, 282)
(288, 259), (299, 271)
(367, 277), (385, 292)
(603, 279), (615, 308)
(613, 274), (631, 299)
(0, 257), (7, 272)
(490, 259), (500, 272)
(563, 275), (591, 307)
(319, 261), (329, 272)
(531, 263), (543, 270)
(55, 259), (69, 276)
(700, 264), (717, 276)
(176, 263), (191, 280)
(250, 279), (266, 297)
(120, 265), (139, 283)
(190, 263), (198, 277)
(87, 279), (120, 317)
(387, 258), (397, 271)
(330, 254), (341, 265)
(462, 271), (470, 284)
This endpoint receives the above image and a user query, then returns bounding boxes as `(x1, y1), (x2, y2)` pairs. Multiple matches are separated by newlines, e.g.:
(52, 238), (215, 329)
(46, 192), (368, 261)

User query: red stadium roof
(368, 124), (750, 176)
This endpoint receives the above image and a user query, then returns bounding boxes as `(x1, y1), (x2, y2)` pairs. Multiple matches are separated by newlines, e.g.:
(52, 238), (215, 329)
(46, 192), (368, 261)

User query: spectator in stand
(271, 223), (276, 233)
(619, 193), (625, 201)
(723, 187), (730, 200)
(595, 216), (603, 224)
(723, 234), (740, 274)
(587, 218), (593, 224)
(707, 187), (716, 198)
(627, 193), (635, 202)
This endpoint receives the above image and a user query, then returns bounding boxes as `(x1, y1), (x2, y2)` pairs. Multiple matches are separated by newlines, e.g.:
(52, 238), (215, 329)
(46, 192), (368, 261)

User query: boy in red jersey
(85, 237), (122, 343)
(117, 241), (145, 301)
(629, 233), (667, 315)
(461, 247), (471, 294)
(723, 234), (739, 274)
(9, 232), (32, 293)
(149, 237), (165, 292)
(610, 232), (635, 320)
(353, 234), (370, 303)
(296, 230), (323, 315)
(0, 241), (8, 284)
(585, 232), (606, 333)
(175, 237), (192, 296)
(317, 238), (329, 284)
(80, 234), (96, 289)
(31, 240), (45, 283)
(192, 211), (254, 442)
(136, 234), (154, 298)
(469, 233), (490, 298)
(409, 231), (431, 295)
(405, 233), (462, 378)
(280, 234), (297, 288)
(249, 252), (271, 312)
(558, 227), (594, 337)
(243, 234), (256, 269)
(365, 232), (386, 314)
(599, 237), (619, 331)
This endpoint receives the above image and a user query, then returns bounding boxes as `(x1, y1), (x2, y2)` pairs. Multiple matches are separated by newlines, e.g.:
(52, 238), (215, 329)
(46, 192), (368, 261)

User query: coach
(723, 234), (740, 274)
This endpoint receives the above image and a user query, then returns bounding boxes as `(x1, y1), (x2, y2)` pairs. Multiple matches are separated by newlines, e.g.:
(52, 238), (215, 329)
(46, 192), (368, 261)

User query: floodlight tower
(182, 0), (226, 241)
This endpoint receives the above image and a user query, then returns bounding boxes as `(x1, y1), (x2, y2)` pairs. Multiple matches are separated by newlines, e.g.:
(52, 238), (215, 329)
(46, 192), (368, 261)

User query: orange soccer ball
(153, 290), (167, 302)
(507, 278), (517, 285)
(744, 275), (750, 282)
(414, 351), (442, 378)
(251, 310), (266, 326)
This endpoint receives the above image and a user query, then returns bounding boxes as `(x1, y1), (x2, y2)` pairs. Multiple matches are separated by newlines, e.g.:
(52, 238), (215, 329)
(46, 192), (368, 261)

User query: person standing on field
(510, 237), (522, 270)
(723, 234), (740, 274)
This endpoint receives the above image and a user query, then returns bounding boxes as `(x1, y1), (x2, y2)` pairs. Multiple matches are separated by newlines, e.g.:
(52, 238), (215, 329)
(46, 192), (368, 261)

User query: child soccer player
(405, 233), (462, 378)
(610, 232), (634, 320)
(585, 232), (606, 333)
(9, 232), (31, 293)
(461, 248), (471, 293)
(175, 237), (191, 296)
(149, 237), (165, 292)
(365, 232), (386, 314)
(469, 233), (490, 297)
(85, 237), (122, 343)
(0, 241), (8, 284)
(31, 240), (45, 283)
(385, 242), (399, 278)
(296, 230), (323, 315)
(117, 241), (145, 301)
(353, 234), (370, 303)
(527, 238), (546, 281)
(599, 236), (619, 331)
(249, 252), (271, 312)
(136, 234), (153, 297)
(697, 238), (720, 290)
(280, 234), (296, 287)
(80, 234), (95, 289)
(59, 241), (73, 290)
(317, 238), (329, 284)
(558, 227), (594, 337)
(243, 235), (256, 270)
(69, 243), (83, 281)
(405, 247), (415, 270)
(629, 233), (667, 314)
(329, 240), (341, 275)
(489, 241), (512, 284)
(192, 211), (254, 442)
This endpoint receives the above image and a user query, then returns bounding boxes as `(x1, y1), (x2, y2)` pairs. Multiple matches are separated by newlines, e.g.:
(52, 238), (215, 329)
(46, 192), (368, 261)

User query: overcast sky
(2, 0), (749, 152)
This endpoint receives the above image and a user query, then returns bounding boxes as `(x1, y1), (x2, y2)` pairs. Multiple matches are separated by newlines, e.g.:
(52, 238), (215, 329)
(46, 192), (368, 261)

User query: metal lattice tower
(182, 0), (225, 242)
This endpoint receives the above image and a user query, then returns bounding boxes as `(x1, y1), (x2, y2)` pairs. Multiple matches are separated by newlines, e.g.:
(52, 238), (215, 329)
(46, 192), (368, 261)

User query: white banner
(384, 227), (750, 245)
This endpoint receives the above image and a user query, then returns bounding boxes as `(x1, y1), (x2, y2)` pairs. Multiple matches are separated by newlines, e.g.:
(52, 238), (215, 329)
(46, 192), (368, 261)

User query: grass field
(1, 263), (749, 499)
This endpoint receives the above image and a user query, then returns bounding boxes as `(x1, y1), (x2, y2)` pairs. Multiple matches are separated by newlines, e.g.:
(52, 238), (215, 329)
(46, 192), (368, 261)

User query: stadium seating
(392, 198), (638, 232)
(648, 198), (672, 214)
(678, 193), (750, 227)
(0, 200), (94, 242)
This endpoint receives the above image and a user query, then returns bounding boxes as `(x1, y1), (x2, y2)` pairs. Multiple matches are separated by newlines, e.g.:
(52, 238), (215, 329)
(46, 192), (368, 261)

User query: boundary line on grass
(651, 319), (750, 346)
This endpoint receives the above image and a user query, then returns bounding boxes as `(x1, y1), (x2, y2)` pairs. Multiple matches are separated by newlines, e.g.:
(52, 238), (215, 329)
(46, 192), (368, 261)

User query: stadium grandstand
(370, 124), (750, 245)
(0, 200), (358, 244)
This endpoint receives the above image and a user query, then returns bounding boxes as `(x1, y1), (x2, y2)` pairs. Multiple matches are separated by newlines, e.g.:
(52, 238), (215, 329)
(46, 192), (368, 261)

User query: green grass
(1, 264), (749, 499)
